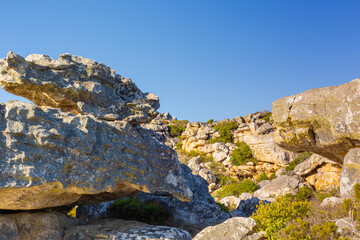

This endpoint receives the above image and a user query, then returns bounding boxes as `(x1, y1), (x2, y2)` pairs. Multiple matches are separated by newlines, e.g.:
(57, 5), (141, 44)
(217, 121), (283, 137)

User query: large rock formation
(272, 79), (360, 163)
(0, 52), (159, 124)
(0, 52), (193, 210)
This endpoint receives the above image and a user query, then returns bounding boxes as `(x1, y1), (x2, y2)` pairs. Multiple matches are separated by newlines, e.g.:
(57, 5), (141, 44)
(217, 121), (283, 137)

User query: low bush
(167, 120), (188, 138)
(296, 186), (314, 201)
(209, 121), (238, 143)
(217, 174), (237, 186)
(110, 198), (170, 224)
(258, 173), (269, 182)
(286, 152), (312, 172)
(207, 119), (214, 124)
(278, 218), (341, 240)
(213, 179), (257, 199)
(252, 194), (310, 238)
(230, 142), (258, 166)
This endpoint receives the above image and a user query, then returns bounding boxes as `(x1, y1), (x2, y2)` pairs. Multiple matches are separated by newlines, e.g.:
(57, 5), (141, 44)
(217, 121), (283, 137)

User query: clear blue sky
(1, 1), (359, 122)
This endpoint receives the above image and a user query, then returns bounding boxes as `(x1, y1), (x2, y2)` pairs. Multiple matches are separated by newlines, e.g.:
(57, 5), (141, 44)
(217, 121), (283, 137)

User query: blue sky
(0, 1), (359, 121)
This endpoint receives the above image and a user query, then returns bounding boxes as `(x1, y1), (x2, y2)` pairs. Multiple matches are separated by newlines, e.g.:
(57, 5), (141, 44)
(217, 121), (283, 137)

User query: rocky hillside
(0, 51), (360, 239)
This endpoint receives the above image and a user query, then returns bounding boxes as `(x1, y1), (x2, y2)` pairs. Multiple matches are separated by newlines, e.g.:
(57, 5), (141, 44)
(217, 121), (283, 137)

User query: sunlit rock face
(0, 52), (193, 210)
(0, 51), (159, 124)
(272, 79), (360, 164)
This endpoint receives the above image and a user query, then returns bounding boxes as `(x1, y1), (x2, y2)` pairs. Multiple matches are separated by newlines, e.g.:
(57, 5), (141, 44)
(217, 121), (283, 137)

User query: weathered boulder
(193, 217), (264, 240)
(0, 52), (194, 210)
(0, 52), (159, 124)
(321, 197), (342, 207)
(272, 79), (360, 163)
(0, 212), (76, 240)
(254, 175), (302, 199)
(340, 148), (360, 198)
(64, 219), (192, 240)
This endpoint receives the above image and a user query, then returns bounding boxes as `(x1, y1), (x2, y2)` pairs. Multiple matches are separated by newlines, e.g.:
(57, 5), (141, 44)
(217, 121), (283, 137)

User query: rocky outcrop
(272, 79), (360, 163)
(294, 154), (341, 191)
(340, 148), (360, 198)
(64, 219), (192, 240)
(0, 52), (193, 210)
(0, 52), (159, 124)
(193, 217), (264, 240)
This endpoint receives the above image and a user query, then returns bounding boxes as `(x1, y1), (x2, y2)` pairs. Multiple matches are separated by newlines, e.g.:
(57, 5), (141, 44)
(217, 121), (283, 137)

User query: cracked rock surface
(0, 52), (193, 210)
(272, 79), (360, 163)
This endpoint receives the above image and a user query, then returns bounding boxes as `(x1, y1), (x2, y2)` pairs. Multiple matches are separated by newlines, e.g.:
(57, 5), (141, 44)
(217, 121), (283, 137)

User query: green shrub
(175, 141), (183, 150)
(269, 173), (277, 180)
(213, 179), (257, 199)
(230, 142), (258, 166)
(207, 119), (214, 124)
(260, 111), (273, 123)
(218, 174), (237, 186)
(316, 188), (339, 201)
(286, 152), (312, 172)
(216, 202), (229, 213)
(258, 173), (269, 182)
(278, 218), (340, 240)
(168, 125), (186, 137)
(209, 121), (238, 143)
(185, 150), (200, 158)
(110, 198), (170, 224)
(252, 194), (310, 239)
(296, 186), (314, 201)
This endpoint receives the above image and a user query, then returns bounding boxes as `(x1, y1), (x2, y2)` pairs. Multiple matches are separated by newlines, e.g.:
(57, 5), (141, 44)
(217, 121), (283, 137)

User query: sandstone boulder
(272, 79), (360, 163)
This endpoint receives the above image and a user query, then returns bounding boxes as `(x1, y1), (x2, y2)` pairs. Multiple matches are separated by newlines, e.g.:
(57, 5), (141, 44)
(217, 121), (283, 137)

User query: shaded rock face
(193, 217), (264, 240)
(272, 79), (360, 163)
(0, 52), (159, 124)
(0, 212), (76, 240)
(134, 165), (230, 236)
(64, 219), (192, 240)
(0, 52), (193, 210)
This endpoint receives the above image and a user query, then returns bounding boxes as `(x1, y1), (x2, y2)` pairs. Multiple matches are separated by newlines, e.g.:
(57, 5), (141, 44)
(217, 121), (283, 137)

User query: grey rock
(229, 209), (246, 218)
(0, 52), (159, 124)
(294, 154), (339, 176)
(220, 196), (241, 208)
(258, 180), (271, 189)
(199, 168), (217, 184)
(0, 100), (192, 210)
(236, 197), (271, 217)
(340, 148), (360, 198)
(193, 217), (260, 240)
(188, 156), (203, 174)
(254, 122), (273, 135)
(336, 217), (360, 238)
(64, 219), (192, 240)
(254, 175), (302, 198)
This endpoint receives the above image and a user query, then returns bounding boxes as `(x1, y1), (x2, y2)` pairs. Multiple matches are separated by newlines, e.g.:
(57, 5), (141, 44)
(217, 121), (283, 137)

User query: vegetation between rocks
(110, 198), (170, 225)
(252, 186), (349, 240)
(213, 179), (257, 199)
(167, 120), (188, 138)
(209, 121), (238, 143)
(230, 141), (258, 166)
(286, 151), (312, 172)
